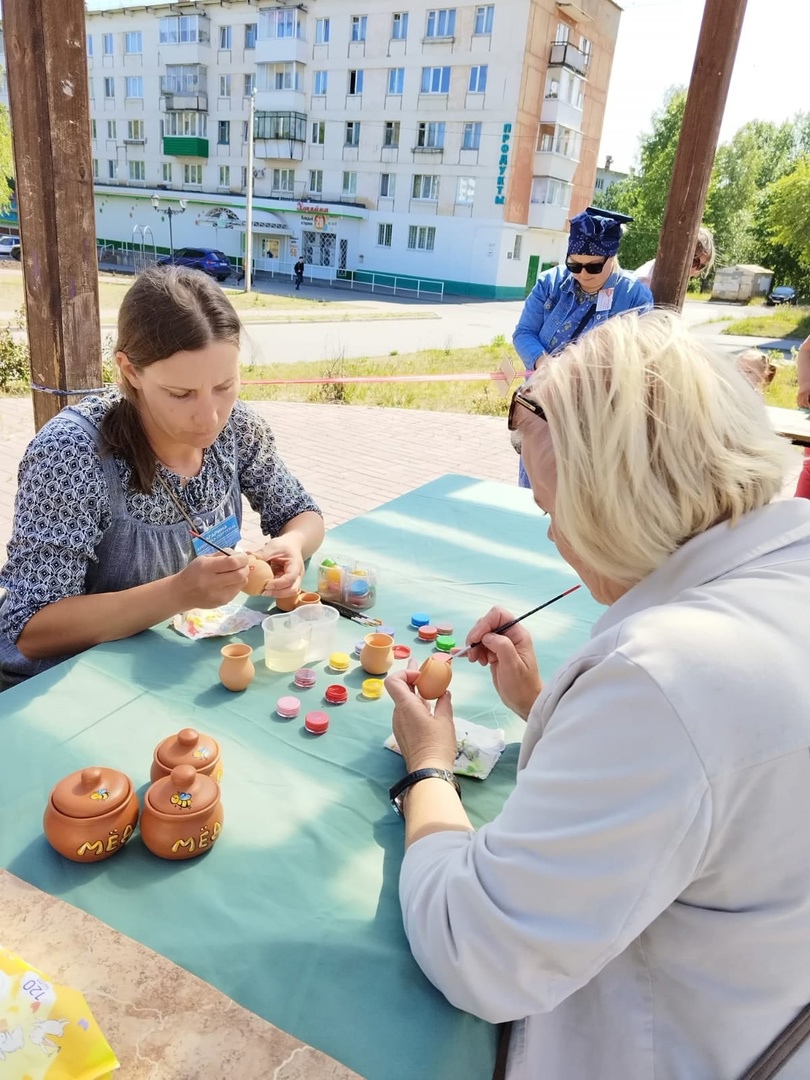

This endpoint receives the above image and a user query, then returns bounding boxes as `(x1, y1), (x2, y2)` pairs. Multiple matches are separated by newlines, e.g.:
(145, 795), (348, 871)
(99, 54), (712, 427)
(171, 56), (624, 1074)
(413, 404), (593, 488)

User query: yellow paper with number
(0, 947), (118, 1079)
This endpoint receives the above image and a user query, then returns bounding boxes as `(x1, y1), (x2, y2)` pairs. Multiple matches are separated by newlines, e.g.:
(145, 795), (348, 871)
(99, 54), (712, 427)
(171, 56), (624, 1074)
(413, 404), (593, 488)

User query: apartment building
(2, 0), (622, 297)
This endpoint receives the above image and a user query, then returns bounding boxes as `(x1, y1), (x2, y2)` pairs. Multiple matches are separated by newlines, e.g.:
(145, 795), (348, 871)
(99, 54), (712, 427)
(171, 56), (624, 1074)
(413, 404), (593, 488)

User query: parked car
(0, 235), (20, 258)
(766, 285), (798, 307)
(9, 241), (21, 262)
(156, 248), (232, 282)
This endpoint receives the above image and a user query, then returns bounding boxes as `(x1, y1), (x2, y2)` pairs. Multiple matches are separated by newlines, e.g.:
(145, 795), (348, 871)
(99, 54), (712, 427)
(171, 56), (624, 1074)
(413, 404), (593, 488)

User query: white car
(0, 236), (20, 257)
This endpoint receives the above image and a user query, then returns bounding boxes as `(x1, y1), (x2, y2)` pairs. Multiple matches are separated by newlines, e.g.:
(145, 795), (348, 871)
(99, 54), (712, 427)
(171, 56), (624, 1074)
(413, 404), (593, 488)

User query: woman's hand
(253, 535), (306, 596)
(385, 663), (457, 773)
(175, 551), (250, 610)
(463, 606), (543, 721)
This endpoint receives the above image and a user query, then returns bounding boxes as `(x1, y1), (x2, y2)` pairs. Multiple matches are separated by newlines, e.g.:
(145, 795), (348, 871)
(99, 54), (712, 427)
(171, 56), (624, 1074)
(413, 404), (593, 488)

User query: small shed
(711, 264), (774, 302)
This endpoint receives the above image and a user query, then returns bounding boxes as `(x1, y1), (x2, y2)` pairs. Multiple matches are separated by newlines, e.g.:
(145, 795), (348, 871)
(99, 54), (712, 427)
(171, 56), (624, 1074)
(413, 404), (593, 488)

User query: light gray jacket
(400, 499), (810, 1080)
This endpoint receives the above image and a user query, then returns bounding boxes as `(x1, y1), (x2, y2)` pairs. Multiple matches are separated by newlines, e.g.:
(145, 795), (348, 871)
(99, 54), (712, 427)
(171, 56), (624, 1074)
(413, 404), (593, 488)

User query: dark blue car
(157, 247), (232, 282)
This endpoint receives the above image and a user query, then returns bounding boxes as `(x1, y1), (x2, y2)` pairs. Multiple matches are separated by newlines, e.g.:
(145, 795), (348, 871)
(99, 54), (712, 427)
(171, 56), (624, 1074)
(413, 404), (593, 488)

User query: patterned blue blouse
(0, 392), (321, 646)
(512, 265), (654, 370)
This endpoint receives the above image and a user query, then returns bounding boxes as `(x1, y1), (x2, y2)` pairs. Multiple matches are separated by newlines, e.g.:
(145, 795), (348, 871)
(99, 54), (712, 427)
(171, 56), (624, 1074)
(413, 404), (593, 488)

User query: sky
(599, 0), (809, 174)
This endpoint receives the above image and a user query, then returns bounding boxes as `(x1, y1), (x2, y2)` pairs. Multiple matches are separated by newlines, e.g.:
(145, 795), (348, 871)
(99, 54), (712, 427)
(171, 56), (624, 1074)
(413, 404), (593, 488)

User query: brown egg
(415, 655), (453, 700)
(242, 553), (274, 597)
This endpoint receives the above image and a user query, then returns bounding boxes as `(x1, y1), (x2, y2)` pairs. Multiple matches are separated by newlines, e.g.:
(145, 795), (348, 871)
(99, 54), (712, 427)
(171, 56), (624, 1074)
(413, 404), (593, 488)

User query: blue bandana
(568, 207), (633, 258)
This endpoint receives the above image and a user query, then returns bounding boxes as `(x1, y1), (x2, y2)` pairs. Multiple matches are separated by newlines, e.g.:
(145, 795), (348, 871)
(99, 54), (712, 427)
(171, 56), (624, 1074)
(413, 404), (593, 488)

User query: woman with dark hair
(0, 265), (323, 686)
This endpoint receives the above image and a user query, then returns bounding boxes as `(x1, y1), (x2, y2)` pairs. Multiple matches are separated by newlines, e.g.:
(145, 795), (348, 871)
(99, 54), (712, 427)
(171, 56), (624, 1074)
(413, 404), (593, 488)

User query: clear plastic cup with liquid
(291, 604), (340, 663)
(262, 613), (312, 673)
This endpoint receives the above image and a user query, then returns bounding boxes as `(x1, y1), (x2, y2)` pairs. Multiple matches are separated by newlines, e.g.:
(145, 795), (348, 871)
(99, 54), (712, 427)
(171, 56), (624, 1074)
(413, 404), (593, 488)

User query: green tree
(764, 156), (810, 265)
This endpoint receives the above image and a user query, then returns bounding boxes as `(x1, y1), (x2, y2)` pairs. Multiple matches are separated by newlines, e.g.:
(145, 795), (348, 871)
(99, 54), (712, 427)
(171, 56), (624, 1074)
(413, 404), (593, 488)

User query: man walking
(294, 257), (305, 291)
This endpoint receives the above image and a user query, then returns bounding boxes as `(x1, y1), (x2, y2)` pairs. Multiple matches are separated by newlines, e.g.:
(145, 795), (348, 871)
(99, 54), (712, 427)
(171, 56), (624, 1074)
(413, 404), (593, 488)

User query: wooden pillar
(4, 0), (102, 430)
(650, 0), (748, 311)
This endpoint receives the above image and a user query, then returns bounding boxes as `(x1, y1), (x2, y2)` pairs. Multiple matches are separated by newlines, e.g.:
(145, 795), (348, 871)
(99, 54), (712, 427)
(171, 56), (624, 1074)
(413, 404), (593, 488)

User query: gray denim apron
(0, 409), (242, 686)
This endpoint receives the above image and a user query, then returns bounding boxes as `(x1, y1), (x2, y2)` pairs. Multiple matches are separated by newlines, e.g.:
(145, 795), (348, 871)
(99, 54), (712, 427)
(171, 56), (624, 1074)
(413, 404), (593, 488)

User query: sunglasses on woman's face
(692, 255), (707, 272)
(508, 390), (547, 452)
(565, 258), (608, 275)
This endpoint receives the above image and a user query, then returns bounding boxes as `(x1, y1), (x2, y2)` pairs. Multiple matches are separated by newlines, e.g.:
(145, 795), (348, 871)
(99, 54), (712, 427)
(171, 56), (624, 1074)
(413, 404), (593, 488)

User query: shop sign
(494, 123), (512, 205)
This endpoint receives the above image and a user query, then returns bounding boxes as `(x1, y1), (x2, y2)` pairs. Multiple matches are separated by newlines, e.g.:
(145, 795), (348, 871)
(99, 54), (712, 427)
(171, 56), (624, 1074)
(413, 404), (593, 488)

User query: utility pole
(244, 89), (256, 294)
(650, 0), (748, 311)
(4, 0), (102, 430)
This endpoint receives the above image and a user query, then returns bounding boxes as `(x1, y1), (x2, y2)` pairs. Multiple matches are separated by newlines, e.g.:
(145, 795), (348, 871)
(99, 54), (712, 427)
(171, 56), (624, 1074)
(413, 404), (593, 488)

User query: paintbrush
(320, 597), (383, 626)
(189, 530), (235, 557)
(450, 583), (582, 660)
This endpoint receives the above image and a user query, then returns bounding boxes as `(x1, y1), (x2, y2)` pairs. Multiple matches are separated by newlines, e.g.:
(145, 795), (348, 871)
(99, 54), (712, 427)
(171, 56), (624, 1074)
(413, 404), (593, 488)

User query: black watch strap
(389, 768), (461, 818)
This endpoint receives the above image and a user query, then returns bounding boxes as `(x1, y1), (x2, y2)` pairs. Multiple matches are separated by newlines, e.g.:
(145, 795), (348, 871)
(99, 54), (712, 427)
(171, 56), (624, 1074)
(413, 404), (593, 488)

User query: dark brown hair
(98, 264), (241, 493)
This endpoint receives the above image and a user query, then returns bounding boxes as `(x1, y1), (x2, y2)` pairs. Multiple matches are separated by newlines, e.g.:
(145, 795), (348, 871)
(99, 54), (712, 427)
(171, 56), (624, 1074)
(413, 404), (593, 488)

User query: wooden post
(650, 0), (748, 311)
(3, 0), (102, 430)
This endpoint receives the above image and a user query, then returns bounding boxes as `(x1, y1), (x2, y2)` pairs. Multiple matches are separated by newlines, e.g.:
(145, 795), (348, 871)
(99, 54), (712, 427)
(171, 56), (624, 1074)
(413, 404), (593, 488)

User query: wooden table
(768, 406), (810, 447)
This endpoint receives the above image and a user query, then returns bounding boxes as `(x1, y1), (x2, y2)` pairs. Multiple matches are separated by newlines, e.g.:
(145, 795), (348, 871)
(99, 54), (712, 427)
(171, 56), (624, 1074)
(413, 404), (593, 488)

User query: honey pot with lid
(150, 727), (223, 783)
(43, 766), (140, 863)
(140, 764), (224, 861)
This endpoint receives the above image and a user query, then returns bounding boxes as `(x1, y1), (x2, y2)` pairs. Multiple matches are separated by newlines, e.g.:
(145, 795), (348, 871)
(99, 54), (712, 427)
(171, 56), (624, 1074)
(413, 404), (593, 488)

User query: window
(162, 162), (173, 183)
(106, 120), (116, 139)
(311, 120), (325, 144)
(345, 121), (361, 147)
(220, 74), (232, 97)
(107, 159), (118, 180)
(184, 163), (203, 185)
(421, 66), (450, 94)
(87, 35), (93, 57)
(163, 65), (205, 93)
(164, 112), (207, 137)
(468, 65), (487, 93)
(219, 165), (230, 187)
(474, 5), (494, 34)
(272, 168), (296, 192)
(245, 23), (257, 48)
(92, 158), (98, 178)
(91, 119), (97, 140)
(408, 225), (435, 251)
(545, 67), (584, 108)
(416, 121), (445, 149)
(126, 76), (143, 99)
(127, 119), (144, 141)
(530, 176), (573, 206)
(348, 69), (364, 95)
(260, 63), (303, 91)
(160, 15), (206, 44)
(392, 12), (409, 39)
(264, 9), (302, 38)
(462, 121), (481, 150)
(219, 25), (232, 49)
(218, 120), (230, 145)
(555, 21), (570, 43)
(103, 77), (115, 99)
(254, 112), (307, 141)
(242, 121), (249, 141)
(125, 31), (142, 54)
(89, 78), (95, 99)
(537, 123), (581, 159)
(388, 68), (405, 94)
(128, 160), (145, 182)
(241, 166), (248, 188)
(513, 234), (523, 261)
(351, 15), (367, 42)
(580, 36), (592, 67)
(244, 73), (256, 96)
(378, 223), (393, 247)
(384, 121), (400, 147)
(379, 173), (395, 198)
(342, 171), (357, 195)
(103, 33), (114, 56)
(412, 174), (439, 200)
(313, 70), (328, 96)
(315, 17), (330, 43)
(425, 9), (455, 37)
(456, 176), (475, 204)
(304, 170), (321, 194)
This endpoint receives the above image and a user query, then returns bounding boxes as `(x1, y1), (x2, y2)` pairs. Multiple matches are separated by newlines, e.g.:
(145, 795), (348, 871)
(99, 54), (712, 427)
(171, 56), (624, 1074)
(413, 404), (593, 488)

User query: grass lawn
(722, 308), (810, 340)
(764, 363), (801, 410)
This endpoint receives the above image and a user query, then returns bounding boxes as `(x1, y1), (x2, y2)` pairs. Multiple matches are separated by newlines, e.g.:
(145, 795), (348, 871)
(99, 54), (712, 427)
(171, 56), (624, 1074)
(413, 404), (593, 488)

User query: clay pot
(415, 655), (453, 700)
(360, 632), (395, 676)
(151, 727), (223, 784)
(243, 553), (274, 597)
(43, 766), (139, 863)
(140, 764), (223, 861)
(297, 591), (321, 607)
(219, 643), (255, 691)
(275, 592), (300, 612)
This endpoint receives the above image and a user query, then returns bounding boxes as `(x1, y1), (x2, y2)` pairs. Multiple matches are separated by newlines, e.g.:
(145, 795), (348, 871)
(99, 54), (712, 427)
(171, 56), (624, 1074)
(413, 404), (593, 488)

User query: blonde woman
(634, 225), (715, 291)
(385, 311), (810, 1080)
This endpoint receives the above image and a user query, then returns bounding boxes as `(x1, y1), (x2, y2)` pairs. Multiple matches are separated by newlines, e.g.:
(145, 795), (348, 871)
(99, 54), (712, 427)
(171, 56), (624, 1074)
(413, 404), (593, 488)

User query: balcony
(528, 202), (569, 232)
(163, 136), (209, 158)
(549, 40), (589, 76)
(534, 151), (577, 184)
(254, 111), (307, 163)
(255, 36), (308, 66)
(540, 92), (582, 131)
(161, 92), (208, 111)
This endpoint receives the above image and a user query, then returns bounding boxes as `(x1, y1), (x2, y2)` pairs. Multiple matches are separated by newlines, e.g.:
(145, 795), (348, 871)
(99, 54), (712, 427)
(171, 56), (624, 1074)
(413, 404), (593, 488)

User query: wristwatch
(389, 768), (461, 819)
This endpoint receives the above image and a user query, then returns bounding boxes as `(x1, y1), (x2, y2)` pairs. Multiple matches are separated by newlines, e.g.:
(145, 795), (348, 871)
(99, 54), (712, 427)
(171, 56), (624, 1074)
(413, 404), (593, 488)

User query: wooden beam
(4, 0), (102, 430)
(650, 0), (748, 311)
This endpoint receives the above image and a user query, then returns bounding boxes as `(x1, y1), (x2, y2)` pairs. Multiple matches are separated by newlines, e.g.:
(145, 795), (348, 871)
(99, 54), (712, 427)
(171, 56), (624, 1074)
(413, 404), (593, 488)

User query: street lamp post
(151, 194), (187, 264)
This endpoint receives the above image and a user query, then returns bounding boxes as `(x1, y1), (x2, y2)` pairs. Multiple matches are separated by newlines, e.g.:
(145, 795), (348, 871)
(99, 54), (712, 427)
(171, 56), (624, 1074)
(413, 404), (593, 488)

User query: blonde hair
(527, 310), (787, 587)
(695, 226), (715, 272)
(736, 347), (776, 392)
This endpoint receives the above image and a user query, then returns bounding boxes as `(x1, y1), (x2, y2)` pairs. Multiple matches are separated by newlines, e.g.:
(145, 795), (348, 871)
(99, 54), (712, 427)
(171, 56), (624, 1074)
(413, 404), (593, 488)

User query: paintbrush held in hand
(451, 584), (581, 660)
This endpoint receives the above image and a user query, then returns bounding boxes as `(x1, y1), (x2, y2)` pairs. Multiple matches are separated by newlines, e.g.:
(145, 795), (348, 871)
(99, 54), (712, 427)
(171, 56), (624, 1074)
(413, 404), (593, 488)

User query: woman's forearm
(16, 574), (187, 660)
(280, 510), (325, 560)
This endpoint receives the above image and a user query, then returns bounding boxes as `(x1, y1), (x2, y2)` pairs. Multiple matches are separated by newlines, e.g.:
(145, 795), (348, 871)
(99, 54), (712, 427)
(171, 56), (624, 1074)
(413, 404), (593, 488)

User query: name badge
(192, 514), (241, 556)
(596, 288), (614, 313)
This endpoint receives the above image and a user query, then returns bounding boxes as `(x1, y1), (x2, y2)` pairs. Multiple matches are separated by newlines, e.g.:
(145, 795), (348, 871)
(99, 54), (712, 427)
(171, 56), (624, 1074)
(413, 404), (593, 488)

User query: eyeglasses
(565, 258), (608, 276)
(508, 390), (547, 453)
(691, 255), (708, 272)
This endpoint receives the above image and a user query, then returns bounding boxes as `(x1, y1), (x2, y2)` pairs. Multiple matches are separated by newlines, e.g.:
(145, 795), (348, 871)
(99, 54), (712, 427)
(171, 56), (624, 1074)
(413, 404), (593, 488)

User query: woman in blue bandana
(513, 208), (653, 487)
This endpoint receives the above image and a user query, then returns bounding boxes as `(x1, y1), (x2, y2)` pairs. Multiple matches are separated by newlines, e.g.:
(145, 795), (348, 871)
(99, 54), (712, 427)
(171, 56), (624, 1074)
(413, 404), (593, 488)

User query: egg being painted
(243, 553), (274, 597)
(415, 655), (453, 700)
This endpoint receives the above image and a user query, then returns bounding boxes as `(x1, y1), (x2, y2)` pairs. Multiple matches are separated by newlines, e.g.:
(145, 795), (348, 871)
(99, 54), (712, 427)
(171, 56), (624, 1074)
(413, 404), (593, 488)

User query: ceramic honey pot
(43, 766), (140, 863)
(242, 553), (274, 597)
(151, 727), (223, 783)
(219, 642), (255, 691)
(360, 632), (395, 676)
(415, 655), (453, 700)
(140, 764), (223, 861)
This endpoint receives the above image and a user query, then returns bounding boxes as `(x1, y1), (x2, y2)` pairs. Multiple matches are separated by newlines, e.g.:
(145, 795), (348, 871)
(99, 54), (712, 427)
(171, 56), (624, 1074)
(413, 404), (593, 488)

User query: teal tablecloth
(0, 476), (600, 1080)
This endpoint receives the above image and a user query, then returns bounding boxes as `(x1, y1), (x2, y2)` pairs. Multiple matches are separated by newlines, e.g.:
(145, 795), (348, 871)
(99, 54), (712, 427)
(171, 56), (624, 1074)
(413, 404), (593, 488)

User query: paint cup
(262, 612), (312, 673)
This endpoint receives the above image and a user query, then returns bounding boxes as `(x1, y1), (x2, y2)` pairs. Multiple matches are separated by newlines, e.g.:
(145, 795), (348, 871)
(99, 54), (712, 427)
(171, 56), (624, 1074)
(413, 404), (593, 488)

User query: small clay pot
(219, 642), (255, 691)
(415, 655), (453, 700)
(151, 727), (223, 783)
(297, 591), (321, 607)
(275, 592), (300, 612)
(360, 632), (395, 676)
(243, 553), (274, 597)
(140, 764), (224, 861)
(43, 766), (139, 863)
